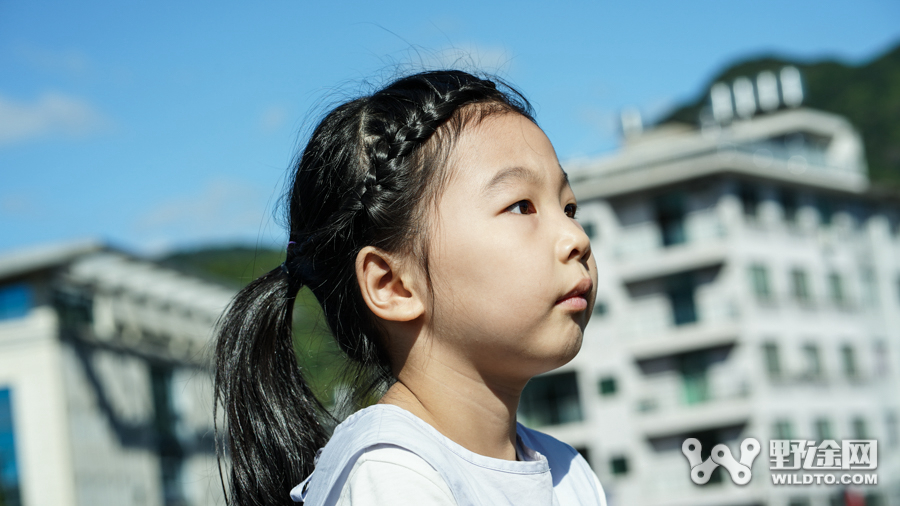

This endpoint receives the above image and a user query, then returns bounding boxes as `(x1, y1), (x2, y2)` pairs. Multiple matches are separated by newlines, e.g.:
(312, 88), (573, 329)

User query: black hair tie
(281, 240), (298, 276)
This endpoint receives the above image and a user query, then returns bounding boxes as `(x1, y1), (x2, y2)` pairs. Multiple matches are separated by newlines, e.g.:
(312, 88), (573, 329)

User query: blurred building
(521, 70), (900, 506)
(0, 241), (234, 506)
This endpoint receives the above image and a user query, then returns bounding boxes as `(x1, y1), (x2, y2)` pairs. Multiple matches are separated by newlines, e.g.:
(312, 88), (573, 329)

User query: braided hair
(214, 70), (533, 506)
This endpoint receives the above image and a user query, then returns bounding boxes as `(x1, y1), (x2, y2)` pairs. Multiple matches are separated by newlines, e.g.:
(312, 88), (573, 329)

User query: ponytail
(214, 70), (534, 506)
(214, 268), (328, 506)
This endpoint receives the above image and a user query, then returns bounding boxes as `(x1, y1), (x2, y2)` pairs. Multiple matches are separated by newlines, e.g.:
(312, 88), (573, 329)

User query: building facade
(0, 241), (234, 506)
(520, 103), (900, 506)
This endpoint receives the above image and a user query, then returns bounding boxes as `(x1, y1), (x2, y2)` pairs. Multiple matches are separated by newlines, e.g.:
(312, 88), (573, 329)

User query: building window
(780, 188), (799, 224)
(598, 377), (617, 396)
(816, 196), (834, 226)
(773, 419), (793, 440)
(749, 264), (772, 302)
(896, 275), (900, 307)
(0, 284), (31, 321)
(814, 418), (833, 441)
(860, 267), (878, 308)
(739, 183), (760, 219)
(852, 417), (868, 439)
(150, 366), (186, 506)
(790, 268), (812, 305)
(519, 371), (583, 427)
(581, 222), (596, 240)
(874, 340), (890, 377)
(667, 273), (697, 326)
(655, 192), (687, 247)
(802, 344), (823, 380)
(53, 286), (93, 332)
(841, 345), (859, 380)
(886, 412), (899, 448)
(0, 388), (21, 506)
(864, 493), (885, 506)
(609, 456), (629, 476)
(828, 272), (846, 307)
(574, 447), (591, 468)
(763, 342), (782, 380)
(679, 351), (711, 405)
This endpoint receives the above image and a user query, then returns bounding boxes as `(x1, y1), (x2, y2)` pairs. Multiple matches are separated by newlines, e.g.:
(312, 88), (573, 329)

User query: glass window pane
(656, 192), (687, 247)
(764, 343), (782, 379)
(803, 344), (822, 380)
(0, 388), (22, 506)
(0, 284), (31, 321)
(828, 272), (846, 306)
(791, 269), (811, 304)
(598, 377), (617, 396)
(750, 265), (771, 301)
(842, 345), (858, 379)
(519, 371), (583, 427)
(815, 418), (832, 441)
(774, 419), (793, 440)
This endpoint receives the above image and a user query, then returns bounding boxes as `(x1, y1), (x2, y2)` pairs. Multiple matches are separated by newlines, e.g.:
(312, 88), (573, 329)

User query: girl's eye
(508, 200), (535, 215)
(565, 203), (578, 218)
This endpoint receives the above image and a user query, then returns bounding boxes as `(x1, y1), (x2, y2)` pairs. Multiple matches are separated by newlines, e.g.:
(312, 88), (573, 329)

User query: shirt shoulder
(516, 424), (607, 506)
(335, 444), (457, 506)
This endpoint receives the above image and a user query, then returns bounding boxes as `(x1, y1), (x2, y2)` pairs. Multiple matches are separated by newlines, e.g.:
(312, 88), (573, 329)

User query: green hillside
(659, 42), (900, 188)
(162, 246), (349, 406)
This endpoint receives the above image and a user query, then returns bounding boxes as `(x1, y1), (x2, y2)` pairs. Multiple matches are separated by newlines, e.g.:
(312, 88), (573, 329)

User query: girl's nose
(557, 213), (592, 264)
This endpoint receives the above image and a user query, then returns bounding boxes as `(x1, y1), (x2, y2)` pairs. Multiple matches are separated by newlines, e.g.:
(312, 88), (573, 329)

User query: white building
(0, 241), (234, 506)
(520, 99), (900, 505)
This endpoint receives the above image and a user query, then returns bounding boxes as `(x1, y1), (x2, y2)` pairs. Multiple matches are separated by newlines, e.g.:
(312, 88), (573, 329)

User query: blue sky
(1, 1), (898, 255)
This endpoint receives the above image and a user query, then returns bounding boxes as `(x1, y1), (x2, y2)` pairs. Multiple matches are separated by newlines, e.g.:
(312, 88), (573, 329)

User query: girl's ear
(355, 246), (425, 322)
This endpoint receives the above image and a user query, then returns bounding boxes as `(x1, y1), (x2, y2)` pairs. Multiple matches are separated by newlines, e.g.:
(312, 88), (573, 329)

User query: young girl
(215, 70), (605, 506)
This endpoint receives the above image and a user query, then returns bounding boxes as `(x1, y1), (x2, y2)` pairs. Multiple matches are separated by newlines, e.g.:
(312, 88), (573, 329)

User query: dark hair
(214, 70), (533, 506)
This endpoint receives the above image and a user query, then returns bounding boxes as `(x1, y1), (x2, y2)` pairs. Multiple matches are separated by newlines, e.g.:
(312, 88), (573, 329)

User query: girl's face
(425, 111), (597, 382)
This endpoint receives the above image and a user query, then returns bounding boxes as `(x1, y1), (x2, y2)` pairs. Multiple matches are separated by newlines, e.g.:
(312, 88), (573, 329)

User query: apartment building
(0, 241), (233, 506)
(521, 76), (900, 506)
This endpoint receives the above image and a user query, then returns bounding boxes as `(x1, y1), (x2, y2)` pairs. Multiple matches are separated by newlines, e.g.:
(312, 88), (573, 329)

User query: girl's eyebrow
(481, 164), (570, 198)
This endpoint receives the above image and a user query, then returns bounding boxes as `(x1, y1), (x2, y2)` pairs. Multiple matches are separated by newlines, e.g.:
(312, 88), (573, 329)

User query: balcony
(635, 370), (752, 438)
(622, 282), (740, 359)
(632, 455), (766, 506)
(613, 209), (728, 274)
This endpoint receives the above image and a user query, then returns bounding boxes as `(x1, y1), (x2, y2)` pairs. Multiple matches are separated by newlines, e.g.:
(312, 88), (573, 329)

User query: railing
(635, 371), (751, 414)
(621, 295), (738, 343)
(613, 210), (727, 261)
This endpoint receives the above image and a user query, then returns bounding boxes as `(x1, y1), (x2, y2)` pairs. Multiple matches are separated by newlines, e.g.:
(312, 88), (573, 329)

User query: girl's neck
(378, 352), (525, 461)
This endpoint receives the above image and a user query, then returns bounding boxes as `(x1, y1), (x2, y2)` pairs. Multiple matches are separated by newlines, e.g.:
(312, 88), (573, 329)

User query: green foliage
(161, 246), (351, 406)
(160, 246), (286, 288)
(659, 42), (900, 189)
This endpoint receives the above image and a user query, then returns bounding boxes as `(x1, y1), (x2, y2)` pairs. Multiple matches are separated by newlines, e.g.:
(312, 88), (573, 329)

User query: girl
(215, 70), (604, 506)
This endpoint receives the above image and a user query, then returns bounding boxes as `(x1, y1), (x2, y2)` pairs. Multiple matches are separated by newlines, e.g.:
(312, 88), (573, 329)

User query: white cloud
(378, 43), (518, 78)
(15, 45), (91, 77)
(0, 194), (39, 217)
(134, 177), (280, 253)
(0, 92), (111, 146)
(258, 104), (289, 132)
(429, 44), (516, 74)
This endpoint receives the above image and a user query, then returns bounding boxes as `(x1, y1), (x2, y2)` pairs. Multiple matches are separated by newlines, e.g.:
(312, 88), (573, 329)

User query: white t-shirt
(336, 444), (608, 506)
(292, 404), (607, 506)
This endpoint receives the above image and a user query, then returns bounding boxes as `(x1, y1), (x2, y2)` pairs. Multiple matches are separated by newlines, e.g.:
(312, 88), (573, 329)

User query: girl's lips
(556, 294), (589, 311)
(555, 278), (592, 310)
